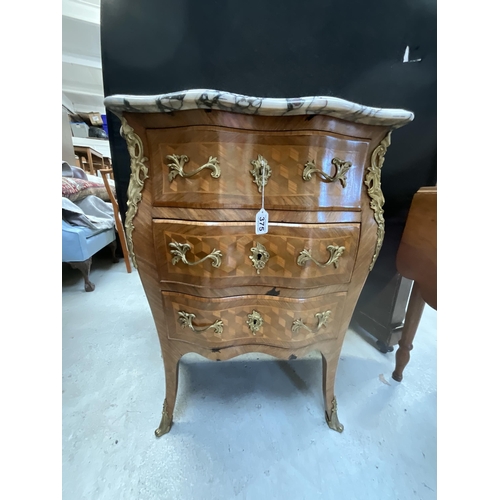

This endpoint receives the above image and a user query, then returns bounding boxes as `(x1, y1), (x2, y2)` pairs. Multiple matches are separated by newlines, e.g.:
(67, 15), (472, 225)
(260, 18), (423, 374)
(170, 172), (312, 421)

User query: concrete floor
(62, 254), (436, 500)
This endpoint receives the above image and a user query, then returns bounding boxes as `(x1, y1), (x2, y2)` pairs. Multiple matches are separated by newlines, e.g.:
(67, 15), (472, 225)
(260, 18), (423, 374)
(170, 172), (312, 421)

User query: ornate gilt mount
(178, 311), (224, 336)
(303, 158), (352, 187)
(365, 132), (391, 270)
(292, 311), (331, 335)
(325, 396), (344, 433)
(250, 155), (272, 193)
(246, 310), (263, 335)
(120, 117), (149, 269)
(249, 242), (270, 274)
(297, 245), (345, 268)
(169, 241), (222, 268)
(155, 399), (172, 437)
(166, 154), (220, 182)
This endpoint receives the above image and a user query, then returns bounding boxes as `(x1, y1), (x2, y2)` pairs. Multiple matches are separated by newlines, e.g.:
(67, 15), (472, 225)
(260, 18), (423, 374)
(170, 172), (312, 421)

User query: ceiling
(62, 0), (104, 114)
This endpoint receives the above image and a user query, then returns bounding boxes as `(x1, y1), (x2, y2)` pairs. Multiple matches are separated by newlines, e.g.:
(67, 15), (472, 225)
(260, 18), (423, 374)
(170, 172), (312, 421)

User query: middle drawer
(152, 219), (360, 289)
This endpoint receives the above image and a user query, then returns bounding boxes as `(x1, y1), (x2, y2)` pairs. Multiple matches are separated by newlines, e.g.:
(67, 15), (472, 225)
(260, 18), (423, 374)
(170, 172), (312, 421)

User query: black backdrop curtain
(101, 0), (436, 332)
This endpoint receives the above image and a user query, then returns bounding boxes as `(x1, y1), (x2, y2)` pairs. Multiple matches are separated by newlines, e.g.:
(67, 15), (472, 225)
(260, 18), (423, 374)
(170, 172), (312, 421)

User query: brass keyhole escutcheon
(247, 310), (263, 335)
(249, 242), (270, 274)
(250, 155), (272, 193)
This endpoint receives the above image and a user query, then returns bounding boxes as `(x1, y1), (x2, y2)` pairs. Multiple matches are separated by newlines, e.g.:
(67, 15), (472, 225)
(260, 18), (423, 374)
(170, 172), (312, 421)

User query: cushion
(62, 161), (73, 177)
(70, 166), (88, 179)
(62, 161), (88, 180)
(62, 177), (112, 203)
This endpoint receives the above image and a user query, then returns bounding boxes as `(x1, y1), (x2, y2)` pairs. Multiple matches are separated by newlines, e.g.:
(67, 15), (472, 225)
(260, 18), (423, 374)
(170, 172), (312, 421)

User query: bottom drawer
(163, 291), (346, 349)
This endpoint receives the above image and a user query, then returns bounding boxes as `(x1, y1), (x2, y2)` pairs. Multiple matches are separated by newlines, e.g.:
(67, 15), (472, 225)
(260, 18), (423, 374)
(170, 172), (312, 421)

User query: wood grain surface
(120, 109), (393, 435)
(396, 186), (437, 309)
(150, 207), (362, 223)
(393, 186), (437, 382)
(163, 291), (346, 348)
(147, 126), (369, 210)
(152, 220), (360, 289)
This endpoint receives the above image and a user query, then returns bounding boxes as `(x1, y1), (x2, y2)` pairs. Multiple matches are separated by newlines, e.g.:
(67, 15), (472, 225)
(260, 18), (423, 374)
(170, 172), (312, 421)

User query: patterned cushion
(62, 177), (113, 202)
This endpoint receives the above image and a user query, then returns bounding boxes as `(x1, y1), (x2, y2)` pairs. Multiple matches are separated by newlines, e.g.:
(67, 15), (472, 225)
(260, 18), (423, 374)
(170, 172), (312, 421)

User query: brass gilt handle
(166, 154), (220, 182)
(249, 242), (270, 274)
(169, 241), (222, 268)
(178, 311), (224, 336)
(292, 311), (331, 335)
(303, 158), (352, 187)
(246, 310), (263, 335)
(250, 155), (272, 193)
(297, 245), (345, 269)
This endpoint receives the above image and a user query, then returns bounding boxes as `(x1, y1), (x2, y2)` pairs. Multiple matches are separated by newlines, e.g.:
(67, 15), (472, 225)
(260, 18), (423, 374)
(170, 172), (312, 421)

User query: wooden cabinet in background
(73, 146), (113, 177)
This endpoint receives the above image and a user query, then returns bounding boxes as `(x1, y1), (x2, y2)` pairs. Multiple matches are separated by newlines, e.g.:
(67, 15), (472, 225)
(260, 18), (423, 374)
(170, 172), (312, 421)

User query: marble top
(104, 89), (414, 128)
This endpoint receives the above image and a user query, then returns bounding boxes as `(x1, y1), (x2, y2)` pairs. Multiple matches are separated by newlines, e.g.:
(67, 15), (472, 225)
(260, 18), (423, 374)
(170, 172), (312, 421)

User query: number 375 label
(255, 208), (269, 235)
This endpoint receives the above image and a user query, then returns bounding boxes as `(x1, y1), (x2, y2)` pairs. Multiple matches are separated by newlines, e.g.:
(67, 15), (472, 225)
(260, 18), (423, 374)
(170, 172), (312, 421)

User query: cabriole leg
(321, 351), (344, 432)
(155, 353), (180, 437)
(69, 258), (95, 292)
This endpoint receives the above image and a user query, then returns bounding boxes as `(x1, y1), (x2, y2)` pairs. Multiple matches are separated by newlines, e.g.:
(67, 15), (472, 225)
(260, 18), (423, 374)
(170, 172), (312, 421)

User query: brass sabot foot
(155, 399), (172, 437)
(325, 396), (344, 433)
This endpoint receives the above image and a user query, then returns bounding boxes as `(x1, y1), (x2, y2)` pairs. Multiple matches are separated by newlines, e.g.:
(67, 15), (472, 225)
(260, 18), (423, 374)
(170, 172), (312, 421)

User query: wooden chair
(100, 168), (132, 273)
(93, 157), (114, 179)
(103, 157), (113, 175)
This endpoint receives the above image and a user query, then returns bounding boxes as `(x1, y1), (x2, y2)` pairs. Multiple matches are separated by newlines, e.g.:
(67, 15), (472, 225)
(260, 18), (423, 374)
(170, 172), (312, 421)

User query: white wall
(62, 0), (105, 114)
(63, 1), (110, 158)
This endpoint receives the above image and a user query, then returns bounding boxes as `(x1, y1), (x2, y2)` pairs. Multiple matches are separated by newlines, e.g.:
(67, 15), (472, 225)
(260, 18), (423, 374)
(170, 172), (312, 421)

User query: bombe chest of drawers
(104, 89), (413, 436)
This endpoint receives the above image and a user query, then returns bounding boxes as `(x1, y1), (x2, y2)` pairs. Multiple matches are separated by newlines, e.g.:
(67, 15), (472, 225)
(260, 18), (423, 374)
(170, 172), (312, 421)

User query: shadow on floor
(171, 352), (391, 421)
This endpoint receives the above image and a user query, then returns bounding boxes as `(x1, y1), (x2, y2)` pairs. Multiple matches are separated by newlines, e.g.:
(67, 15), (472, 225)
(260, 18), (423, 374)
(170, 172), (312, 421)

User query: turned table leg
(155, 352), (181, 437)
(392, 282), (426, 382)
(69, 257), (95, 292)
(321, 351), (344, 432)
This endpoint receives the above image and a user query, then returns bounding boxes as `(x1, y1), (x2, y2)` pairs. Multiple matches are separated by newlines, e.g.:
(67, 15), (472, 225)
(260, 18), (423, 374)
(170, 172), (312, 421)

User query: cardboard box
(75, 112), (103, 126)
(87, 112), (103, 126)
(70, 122), (89, 138)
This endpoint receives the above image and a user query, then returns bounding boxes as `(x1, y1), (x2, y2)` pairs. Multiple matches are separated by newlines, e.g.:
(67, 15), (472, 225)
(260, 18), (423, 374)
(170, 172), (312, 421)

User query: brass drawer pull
(302, 158), (352, 187)
(169, 241), (222, 268)
(250, 155), (272, 193)
(166, 154), (220, 181)
(297, 245), (345, 268)
(246, 310), (263, 335)
(178, 311), (224, 335)
(249, 242), (270, 274)
(292, 311), (331, 335)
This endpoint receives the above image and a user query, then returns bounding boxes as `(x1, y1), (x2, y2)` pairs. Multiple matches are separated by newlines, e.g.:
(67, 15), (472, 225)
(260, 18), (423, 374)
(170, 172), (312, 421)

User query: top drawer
(146, 126), (370, 210)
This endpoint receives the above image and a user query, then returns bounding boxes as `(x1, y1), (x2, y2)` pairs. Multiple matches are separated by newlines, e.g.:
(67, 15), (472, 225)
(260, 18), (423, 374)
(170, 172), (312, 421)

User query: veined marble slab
(104, 89), (414, 128)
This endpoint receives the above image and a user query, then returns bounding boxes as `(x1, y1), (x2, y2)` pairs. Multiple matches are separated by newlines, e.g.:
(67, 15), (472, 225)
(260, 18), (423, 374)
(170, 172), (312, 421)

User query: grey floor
(62, 254), (437, 500)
